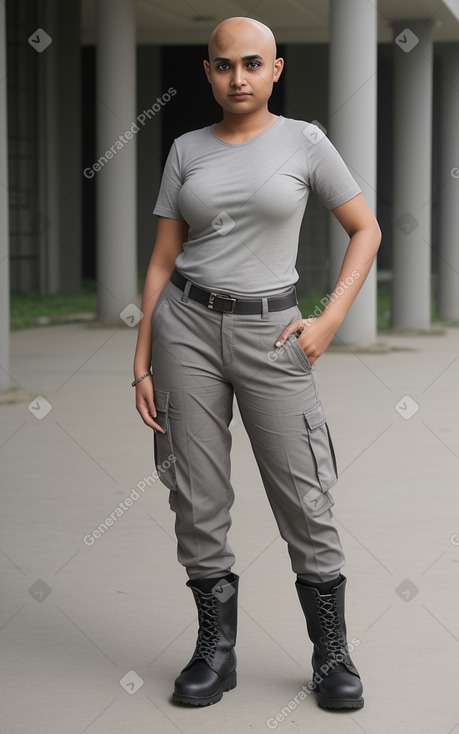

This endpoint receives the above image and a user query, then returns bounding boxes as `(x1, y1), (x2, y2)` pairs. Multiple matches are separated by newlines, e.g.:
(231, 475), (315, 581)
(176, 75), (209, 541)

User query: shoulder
(280, 116), (328, 147)
(173, 124), (214, 149)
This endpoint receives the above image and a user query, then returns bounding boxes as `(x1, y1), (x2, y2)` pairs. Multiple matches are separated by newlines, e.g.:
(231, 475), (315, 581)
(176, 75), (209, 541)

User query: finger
(136, 401), (165, 432)
(142, 412), (166, 432)
(147, 397), (164, 431)
(149, 389), (162, 421)
(275, 320), (303, 347)
(152, 420), (166, 433)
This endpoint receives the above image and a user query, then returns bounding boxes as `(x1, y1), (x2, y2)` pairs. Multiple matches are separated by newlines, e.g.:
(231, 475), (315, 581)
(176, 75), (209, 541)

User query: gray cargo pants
(150, 278), (345, 582)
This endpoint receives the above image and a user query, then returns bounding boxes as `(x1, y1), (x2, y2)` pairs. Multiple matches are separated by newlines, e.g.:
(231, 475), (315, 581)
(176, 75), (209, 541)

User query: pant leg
(150, 281), (235, 580)
(226, 304), (346, 583)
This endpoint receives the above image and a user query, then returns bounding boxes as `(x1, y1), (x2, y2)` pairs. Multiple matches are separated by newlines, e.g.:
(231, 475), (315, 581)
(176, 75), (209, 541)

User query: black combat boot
(295, 574), (364, 709)
(173, 573), (238, 706)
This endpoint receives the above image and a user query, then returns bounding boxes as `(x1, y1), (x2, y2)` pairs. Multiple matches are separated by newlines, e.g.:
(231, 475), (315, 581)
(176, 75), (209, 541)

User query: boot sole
(172, 671), (237, 706)
(318, 695), (364, 709)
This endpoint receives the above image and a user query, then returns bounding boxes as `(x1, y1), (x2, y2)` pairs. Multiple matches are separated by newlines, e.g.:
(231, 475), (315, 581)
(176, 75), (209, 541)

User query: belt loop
(261, 297), (269, 320)
(181, 280), (192, 303)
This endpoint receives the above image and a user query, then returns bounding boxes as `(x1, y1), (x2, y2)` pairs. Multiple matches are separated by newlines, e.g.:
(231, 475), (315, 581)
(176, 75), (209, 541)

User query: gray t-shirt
(153, 115), (360, 297)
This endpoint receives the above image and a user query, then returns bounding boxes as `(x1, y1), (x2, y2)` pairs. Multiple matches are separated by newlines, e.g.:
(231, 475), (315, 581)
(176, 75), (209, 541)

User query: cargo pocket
(304, 401), (338, 492)
(153, 389), (177, 491)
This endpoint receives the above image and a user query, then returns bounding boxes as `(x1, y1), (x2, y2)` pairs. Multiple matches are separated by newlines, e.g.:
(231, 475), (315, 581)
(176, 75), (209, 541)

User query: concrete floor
(1, 321), (459, 734)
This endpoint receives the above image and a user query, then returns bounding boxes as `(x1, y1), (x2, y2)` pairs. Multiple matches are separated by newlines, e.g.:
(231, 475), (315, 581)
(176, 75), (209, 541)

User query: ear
(273, 57), (284, 83)
(203, 59), (211, 83)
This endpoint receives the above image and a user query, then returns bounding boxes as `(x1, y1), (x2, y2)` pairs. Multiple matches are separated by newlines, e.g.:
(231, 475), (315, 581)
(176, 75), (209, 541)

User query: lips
(229, 93), (251, 97)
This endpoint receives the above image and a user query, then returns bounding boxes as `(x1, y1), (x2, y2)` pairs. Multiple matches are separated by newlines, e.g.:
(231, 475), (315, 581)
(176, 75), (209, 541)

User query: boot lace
(316, 595), (349, 664)
(193, 592), (220, 662)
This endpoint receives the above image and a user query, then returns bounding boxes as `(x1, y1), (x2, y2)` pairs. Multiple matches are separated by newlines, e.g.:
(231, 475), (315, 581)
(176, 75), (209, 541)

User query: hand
(135, 377), (165, 432)
(275, 314), (339, 366)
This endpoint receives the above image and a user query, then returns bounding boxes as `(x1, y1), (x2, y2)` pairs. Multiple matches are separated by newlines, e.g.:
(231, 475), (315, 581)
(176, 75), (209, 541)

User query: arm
(275, 193), (381, 362)
(133, 216), (189, 429)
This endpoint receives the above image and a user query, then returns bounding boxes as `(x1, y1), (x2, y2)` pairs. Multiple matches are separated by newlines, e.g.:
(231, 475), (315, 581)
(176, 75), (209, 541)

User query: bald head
(208, 17), (277, 62)
(203, 16), (283, 113)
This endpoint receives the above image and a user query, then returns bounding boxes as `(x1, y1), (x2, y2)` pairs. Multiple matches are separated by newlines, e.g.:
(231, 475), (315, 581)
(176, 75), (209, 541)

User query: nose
(231, 64), (246, 88)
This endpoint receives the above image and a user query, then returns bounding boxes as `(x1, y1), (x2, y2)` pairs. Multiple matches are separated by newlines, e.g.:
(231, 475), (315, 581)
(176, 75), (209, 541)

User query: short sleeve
(306, 126), (361, 210)
(152, 140), (186, 221)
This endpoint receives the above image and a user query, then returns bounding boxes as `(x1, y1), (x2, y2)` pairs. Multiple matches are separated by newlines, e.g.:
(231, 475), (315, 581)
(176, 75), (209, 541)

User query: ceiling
(81, 0), (459, 44)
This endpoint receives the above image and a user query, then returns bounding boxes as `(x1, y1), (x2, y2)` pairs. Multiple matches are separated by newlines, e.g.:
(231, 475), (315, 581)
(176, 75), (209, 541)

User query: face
(203, 20), (283, 116)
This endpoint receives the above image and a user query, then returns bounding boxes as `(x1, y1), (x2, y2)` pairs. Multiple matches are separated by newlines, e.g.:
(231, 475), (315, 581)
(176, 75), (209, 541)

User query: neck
(217, 108), (278, 135)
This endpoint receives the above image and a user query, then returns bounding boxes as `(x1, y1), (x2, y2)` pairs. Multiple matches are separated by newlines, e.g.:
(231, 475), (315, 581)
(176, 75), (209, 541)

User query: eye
(247, 61), (261, 69)
(216, 63), (230, 71)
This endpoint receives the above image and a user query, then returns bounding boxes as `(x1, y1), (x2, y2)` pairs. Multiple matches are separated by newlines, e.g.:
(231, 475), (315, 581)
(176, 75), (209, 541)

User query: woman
(133, 16), (381, 711)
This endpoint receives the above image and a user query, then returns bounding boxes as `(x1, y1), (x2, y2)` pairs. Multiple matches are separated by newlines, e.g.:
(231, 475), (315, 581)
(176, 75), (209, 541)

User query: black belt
(170, 269), (297, 315)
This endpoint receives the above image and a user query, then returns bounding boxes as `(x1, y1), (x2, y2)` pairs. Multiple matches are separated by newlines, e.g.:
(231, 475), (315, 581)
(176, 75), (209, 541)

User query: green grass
(298, 286), (438, 331)
(9, 280), (438, 331)
(10, 280), (98, 331)
(298, 287), (392, 330)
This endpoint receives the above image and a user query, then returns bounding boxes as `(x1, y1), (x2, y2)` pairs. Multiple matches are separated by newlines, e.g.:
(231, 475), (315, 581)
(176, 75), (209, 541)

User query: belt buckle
(208, 292), (237, 313)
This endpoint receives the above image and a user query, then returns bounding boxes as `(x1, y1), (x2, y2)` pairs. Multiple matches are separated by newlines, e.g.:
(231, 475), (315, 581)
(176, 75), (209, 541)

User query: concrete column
(328, 0), (378, 345)
(391, 21), (433, 329)
(0, 0), (10, 390)
(95, 0), (137, 319)
(437, 43), (459, 321)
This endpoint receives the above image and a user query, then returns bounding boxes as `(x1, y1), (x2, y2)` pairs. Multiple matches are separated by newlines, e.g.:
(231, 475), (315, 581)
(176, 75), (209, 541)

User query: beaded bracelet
(131, 371), (152, 387)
